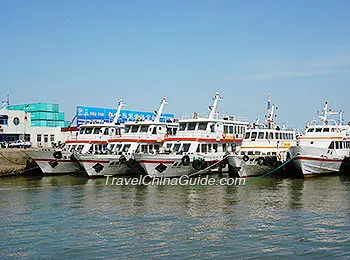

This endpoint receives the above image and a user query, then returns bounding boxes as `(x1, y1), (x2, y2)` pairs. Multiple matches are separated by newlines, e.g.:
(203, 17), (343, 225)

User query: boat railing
(181, 113), (249, 122)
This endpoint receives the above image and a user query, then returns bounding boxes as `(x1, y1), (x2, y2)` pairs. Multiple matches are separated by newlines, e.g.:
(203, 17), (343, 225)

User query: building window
(44, 134), (48, 143)
(25, 134), (30, 141)
(37, 134), (42, 142)
(50, 134), (55, 142)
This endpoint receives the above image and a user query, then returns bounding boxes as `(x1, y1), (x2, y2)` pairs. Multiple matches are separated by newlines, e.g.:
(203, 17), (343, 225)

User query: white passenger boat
(135, 92), (249, 178)
(75, 97), (178, 177)
(226, 94), (297, 177)
(26, 100), (125, 175)
(289, 102), (350, 177)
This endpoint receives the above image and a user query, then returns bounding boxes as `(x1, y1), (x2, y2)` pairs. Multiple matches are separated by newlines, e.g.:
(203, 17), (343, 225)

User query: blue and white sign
(76, 106), (175, 126)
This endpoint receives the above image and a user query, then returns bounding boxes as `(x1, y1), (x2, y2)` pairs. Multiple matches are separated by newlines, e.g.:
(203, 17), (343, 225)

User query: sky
(1, 0), (350, 130)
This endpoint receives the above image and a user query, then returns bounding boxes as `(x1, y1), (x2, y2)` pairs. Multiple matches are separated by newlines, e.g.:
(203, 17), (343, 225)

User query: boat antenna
(112, 98), (125, 124)
(154, 97), (168, 123)
(208, 92), (223, 119)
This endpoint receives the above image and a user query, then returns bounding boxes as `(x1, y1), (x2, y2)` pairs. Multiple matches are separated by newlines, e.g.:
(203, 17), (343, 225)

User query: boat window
(141, 145), (148, 153)
(92, 128), (100, 134)
(109, 144), (115, 151)
(255, 151), (261, 155)
(123, 144), (131, 152)
(88, 145), (93, 153)
(284, 133), (287, 139)
(322, 128), (329, 132)
(85, 128), (93, 134)
(229, 126), (234, 134)
(347, 141), (350, 149)
(247, 151), (254, 155)
(201, 144), (207, 153)
(173, 143), (181, 152)
(222, 143), (227, 152)
(188, 123), (196, 131)
(275, 133), (279, 139)
(210, 124), (215, 133)
(79, 128), (85, 134)
(307, 128), (314, 132)
(213, 144), (218, 152)
(179, 123), (186, 131)
(245, 132), (250, 139)
(258, 132), (264, 139)
(140, 125), (149, 132)
(335, 141), (339, 149)
(152, 127), (157, 134)
(154, 144), (160, 152)
(104, 128), (109, 135)
(207, 144), (212, 153)
(115, 144), (122, 152)
(124, 125), (131, 133)
(198, 122), (207, 130)
(251, 132), (257, 139)
(182, 143), (191, 153)
(340, 142), (343, 149)
(196, 144), (200, 152)
(224, 125), (229, 133)
(70, 145), (76, 152)
(269, 132), (274, 139)
(331, 128), (336, 132)
(131, 125), (139, 133)
(240, 151), (245, 155)
(315, 128), (322, 132)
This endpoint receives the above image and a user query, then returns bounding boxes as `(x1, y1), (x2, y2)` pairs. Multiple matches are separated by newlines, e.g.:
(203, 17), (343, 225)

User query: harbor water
(1, 174), (350, 259)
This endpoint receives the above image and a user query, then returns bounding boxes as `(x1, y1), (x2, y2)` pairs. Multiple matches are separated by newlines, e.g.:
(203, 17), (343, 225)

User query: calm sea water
(1, 174), (350, 259)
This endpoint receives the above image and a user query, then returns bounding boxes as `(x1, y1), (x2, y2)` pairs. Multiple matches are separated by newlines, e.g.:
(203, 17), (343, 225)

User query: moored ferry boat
(135, 92), (249, 178)
(26, 100), (125, 175)
(75, 97), (178, 177)
(289, 102), (350, 177)
(227, 94), (297, 177)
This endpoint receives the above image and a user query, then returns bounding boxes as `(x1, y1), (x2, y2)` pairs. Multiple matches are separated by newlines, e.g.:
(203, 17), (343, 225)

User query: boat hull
(289, 146), (344, 177)
(25, 150), (83, 175)
(227, 155), (281, 177)
(135, 153), (223, 178)
(75, 153), (144, 177)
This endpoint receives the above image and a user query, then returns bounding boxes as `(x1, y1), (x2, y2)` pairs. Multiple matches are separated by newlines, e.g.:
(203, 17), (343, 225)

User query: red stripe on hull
(293, 156), (343, 163)
(79, 160), (110, 164)
(34, 158), (77, 162)
(164, 137), (242, 143)
(108, 139), (161, 143)
(138, 160), (175, 164)
(65, 140), (107, 144)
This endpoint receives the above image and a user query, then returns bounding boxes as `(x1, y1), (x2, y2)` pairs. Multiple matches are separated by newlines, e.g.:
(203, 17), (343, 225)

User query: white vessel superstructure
(227, 94), (297, 177)
(289, 102), (350, 177)
(75, 97), (178, 177)
(135, 92), (249, 178)
(26, 99), (125, 175)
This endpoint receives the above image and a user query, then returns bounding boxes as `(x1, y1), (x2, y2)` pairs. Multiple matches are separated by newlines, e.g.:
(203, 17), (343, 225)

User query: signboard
(76, 106), (175, 127)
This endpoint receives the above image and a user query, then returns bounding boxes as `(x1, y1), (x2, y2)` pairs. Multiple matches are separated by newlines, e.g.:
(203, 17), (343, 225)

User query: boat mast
(266, 93), (275, 129)
(319, 101), (340, 125)
(112, 98), (125, 124)
(154, 97), (168, 123)
(208, 92), (222, 119)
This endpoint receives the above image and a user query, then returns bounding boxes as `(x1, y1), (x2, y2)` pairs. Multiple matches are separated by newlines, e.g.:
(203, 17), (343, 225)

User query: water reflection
(0, 175), (349, 259)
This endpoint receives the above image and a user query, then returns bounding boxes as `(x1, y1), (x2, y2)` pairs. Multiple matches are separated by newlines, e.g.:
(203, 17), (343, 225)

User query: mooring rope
(246, 154), (298, 182)
(188, 154), (230, 177)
